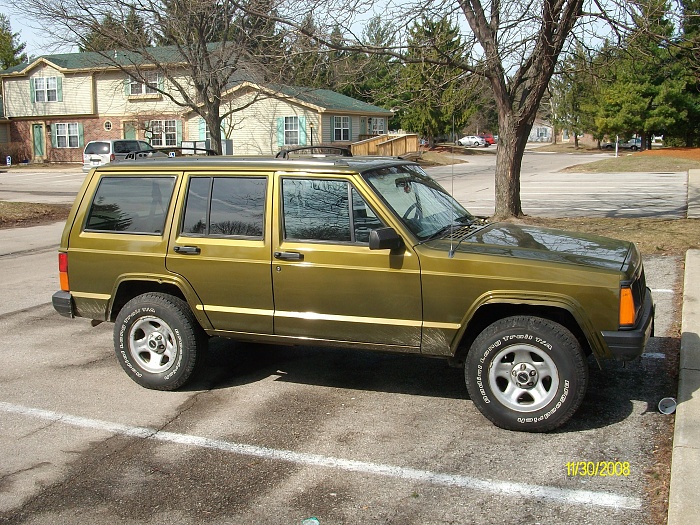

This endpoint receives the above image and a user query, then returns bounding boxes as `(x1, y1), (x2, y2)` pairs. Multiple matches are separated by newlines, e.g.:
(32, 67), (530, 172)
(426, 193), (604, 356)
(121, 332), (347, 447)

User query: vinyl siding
(185, 89), (321, 156)
(4, 64), (93, 117)
(94, 69), (194, 116)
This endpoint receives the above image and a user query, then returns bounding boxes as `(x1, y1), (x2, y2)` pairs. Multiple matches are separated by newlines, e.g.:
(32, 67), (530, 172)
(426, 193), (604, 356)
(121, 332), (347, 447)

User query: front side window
(334, 116), (350, 141)
(284, 116), (299, 145)
(54, 123), (79, 148)
(33, 77), (57, 102)
(128, 72), (159, 96)
(181, 177), (266, 238)
(282, 179), (384, 243)
(150, 120), (177, 147)
(85, 176), (176, 234)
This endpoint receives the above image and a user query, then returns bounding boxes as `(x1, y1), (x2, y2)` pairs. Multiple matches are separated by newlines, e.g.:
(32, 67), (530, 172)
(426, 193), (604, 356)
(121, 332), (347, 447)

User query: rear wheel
(465, 316), (588, 432)
(113, 292), (206, 390)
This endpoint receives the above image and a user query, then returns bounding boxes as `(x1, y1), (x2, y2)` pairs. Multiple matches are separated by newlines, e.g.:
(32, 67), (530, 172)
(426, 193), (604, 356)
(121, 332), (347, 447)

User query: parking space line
(0, 401), (641, 510)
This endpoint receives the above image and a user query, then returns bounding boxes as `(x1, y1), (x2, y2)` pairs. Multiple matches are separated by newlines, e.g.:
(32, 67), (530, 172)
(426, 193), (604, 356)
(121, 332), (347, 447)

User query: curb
(667, 249), (700, 524)
(689, 170), (700, 219)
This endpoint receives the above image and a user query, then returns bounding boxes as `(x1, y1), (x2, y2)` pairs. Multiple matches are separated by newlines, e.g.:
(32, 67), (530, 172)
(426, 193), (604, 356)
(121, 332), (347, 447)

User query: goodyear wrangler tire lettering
(113, 292), (206, 391)
(465, 316), (588, 432)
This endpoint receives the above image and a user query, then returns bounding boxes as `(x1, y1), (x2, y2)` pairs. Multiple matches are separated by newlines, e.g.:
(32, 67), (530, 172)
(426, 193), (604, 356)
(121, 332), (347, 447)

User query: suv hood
(427, 222), (632, 271)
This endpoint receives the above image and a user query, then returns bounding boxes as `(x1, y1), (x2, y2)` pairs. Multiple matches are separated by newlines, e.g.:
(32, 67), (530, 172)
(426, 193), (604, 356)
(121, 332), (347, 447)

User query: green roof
(0, 45), (204, 75)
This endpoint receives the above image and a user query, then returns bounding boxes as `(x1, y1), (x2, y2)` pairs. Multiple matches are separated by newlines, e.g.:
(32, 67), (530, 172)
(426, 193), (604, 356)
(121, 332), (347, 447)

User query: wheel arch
(108, 275), (211, 330)
(452, 299), (600, 366)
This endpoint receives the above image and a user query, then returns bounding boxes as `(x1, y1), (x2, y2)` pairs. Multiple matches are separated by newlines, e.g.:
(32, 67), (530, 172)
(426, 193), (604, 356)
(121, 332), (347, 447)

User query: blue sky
(3, 5), (77, 58)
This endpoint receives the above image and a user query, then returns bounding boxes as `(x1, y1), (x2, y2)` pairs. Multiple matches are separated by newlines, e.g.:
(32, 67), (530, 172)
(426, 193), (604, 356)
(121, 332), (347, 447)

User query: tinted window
(84, 142), (110, 155)
(85, 176), (176, 234)
(113, 141), (139, 154)
(181, 177), (266, 238)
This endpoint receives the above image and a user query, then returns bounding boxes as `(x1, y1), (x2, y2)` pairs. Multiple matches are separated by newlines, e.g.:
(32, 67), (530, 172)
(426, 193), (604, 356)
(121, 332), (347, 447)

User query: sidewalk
(667, 168), (700, 524)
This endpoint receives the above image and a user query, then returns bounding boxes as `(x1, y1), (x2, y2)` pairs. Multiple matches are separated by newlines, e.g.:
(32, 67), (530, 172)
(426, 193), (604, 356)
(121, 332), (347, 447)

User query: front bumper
(601, 288), (654, 361)
(52, 291), (75, 318)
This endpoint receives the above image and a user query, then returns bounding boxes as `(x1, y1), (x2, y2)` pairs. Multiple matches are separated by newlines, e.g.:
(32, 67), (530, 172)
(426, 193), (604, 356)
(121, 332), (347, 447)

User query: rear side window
(84, 142), (110, 155)
(113, 141), (139, 153)
(181, 176), (266, 238)
(85, 176), (176, 234)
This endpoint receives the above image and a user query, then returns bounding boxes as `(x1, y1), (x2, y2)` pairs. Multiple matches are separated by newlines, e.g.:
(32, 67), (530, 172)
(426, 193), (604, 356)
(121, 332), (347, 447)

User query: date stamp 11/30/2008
(566, 461), (631, 477)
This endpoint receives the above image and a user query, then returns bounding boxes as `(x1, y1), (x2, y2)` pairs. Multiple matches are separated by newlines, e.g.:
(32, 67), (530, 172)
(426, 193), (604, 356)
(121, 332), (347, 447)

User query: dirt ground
(0, 202), (71, 229)
(640, 147), (700, 161)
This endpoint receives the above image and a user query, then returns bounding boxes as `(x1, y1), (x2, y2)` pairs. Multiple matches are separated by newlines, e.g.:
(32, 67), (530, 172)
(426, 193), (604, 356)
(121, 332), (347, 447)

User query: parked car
(602, 138), (641, 151)
(52, 156), (653, 432)
(478, 133), (496, 145)
(457, 135), (487, 147)
(82, 140), (153, 171)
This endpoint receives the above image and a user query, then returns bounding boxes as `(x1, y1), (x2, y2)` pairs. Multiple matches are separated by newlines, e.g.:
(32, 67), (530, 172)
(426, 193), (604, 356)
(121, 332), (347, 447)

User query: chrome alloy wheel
(488, 344), (560, 412)
(128, 316), (178, 374)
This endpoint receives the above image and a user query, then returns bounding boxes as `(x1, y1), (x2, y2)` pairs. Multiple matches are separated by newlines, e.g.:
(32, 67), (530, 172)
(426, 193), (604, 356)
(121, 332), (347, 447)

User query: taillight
(619, 287), (636, 327)
(109, 153), (115, 161)
(58, 252), (69, 291)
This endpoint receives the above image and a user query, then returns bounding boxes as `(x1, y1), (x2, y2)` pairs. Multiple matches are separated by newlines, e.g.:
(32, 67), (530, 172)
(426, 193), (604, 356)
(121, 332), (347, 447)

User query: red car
(478, 133), (496, 145)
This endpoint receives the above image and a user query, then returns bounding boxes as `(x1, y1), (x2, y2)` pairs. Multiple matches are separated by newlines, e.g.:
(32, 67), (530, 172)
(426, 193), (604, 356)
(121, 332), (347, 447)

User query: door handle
(174, 245), (201, 255)
(274, 251), (303, 261)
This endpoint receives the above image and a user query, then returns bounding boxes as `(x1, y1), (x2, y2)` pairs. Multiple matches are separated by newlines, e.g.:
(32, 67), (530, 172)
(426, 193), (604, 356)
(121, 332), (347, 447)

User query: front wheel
(465, 316), (588, 432)
(114, 292), (206, 390)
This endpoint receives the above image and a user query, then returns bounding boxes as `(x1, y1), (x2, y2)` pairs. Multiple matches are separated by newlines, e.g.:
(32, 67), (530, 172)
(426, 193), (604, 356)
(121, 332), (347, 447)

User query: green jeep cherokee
(52, 156), (654, 432)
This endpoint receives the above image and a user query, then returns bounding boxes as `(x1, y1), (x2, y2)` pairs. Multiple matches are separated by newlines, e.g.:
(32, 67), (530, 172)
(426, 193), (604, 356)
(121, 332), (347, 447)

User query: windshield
(362, 164), (475, 241)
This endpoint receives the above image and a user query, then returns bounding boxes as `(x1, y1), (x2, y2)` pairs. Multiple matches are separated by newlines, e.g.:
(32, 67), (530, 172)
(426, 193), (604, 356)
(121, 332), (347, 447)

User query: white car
(457, 135), (486, 147)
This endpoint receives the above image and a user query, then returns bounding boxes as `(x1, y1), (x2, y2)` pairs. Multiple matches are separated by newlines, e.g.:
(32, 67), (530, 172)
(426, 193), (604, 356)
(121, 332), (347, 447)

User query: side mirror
(369, 227), (404, 251)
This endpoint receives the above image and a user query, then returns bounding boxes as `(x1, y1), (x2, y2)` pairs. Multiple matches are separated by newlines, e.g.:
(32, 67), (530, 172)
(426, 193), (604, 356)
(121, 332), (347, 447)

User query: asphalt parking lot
(0, 158), (686, 524)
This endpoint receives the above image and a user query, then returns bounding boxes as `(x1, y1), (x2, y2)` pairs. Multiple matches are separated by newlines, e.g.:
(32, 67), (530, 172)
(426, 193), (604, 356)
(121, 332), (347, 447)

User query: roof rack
(276, 146), (352, 159)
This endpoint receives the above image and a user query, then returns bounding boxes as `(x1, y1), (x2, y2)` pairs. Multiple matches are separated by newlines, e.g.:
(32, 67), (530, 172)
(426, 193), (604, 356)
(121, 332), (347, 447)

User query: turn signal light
(58, 252), (69, 291)
(619, 287), (636, 327)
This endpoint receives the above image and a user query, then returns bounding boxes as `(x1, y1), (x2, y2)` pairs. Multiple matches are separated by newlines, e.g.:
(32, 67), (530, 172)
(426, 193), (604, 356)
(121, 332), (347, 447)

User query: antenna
(449, 115), (456, 258)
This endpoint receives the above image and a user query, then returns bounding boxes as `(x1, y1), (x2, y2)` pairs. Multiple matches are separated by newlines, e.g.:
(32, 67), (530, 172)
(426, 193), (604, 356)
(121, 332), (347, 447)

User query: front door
(271, 174), (422, 349)
(32, 124), (45, 159)
(123, 121), (137, 140)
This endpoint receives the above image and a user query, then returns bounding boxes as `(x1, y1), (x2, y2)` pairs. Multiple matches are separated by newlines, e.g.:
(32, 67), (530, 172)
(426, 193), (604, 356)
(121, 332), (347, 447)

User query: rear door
(166, 171), (274, 335)
(271, 173), (422, 349)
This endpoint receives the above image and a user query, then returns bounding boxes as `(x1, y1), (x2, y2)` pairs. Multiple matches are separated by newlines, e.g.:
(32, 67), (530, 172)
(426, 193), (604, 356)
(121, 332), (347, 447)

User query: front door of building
(123, 121), (137, 140)
(32, 124), (45, 160)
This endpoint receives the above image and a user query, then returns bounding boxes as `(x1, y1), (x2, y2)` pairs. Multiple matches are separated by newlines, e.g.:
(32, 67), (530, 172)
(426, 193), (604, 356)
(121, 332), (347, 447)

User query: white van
(82, 140), (153, 172)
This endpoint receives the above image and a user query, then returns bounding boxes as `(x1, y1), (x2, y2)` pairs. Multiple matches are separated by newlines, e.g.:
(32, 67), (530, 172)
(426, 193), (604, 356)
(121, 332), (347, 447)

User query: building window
(150, 120), (177, 147)
(54, 123), (80, 148)
(334, 116), (350, 141)
(33, 77), (58, 102)
(284, 116), (299, 145)
(370, 117), (386, 135)
(127, 72), (160, 96)
(104, 121), (113, 131)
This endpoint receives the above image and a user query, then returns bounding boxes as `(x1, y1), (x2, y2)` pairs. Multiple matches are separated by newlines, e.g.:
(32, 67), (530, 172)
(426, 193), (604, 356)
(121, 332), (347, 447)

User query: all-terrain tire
(465, 316), (588, 432)
(113, 292), (206, 390)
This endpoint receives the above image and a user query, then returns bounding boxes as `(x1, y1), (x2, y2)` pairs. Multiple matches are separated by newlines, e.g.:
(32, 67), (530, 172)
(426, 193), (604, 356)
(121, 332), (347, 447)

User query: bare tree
(239, 0), (651, 218)
(11, 0), (286, 154)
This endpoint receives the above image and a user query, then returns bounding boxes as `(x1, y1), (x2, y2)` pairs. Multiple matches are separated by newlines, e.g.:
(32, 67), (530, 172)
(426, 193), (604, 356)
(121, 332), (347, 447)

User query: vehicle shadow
(185, 335), (679, 433)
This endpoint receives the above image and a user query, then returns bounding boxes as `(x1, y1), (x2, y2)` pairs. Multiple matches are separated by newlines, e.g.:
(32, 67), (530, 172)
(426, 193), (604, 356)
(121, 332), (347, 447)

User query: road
(0, 150), (689, 218)
(0, 154), (685, 524)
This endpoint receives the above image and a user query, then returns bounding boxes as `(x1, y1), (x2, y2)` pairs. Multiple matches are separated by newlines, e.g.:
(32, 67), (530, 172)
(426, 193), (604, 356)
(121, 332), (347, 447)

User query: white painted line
(642, 353), (666, 359)
(0, 401), (642, 510)
(651, 289), (675, 294)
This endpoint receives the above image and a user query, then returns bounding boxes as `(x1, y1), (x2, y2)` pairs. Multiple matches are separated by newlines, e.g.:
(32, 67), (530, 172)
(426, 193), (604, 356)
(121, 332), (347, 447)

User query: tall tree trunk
(493, 113), (532, 219)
